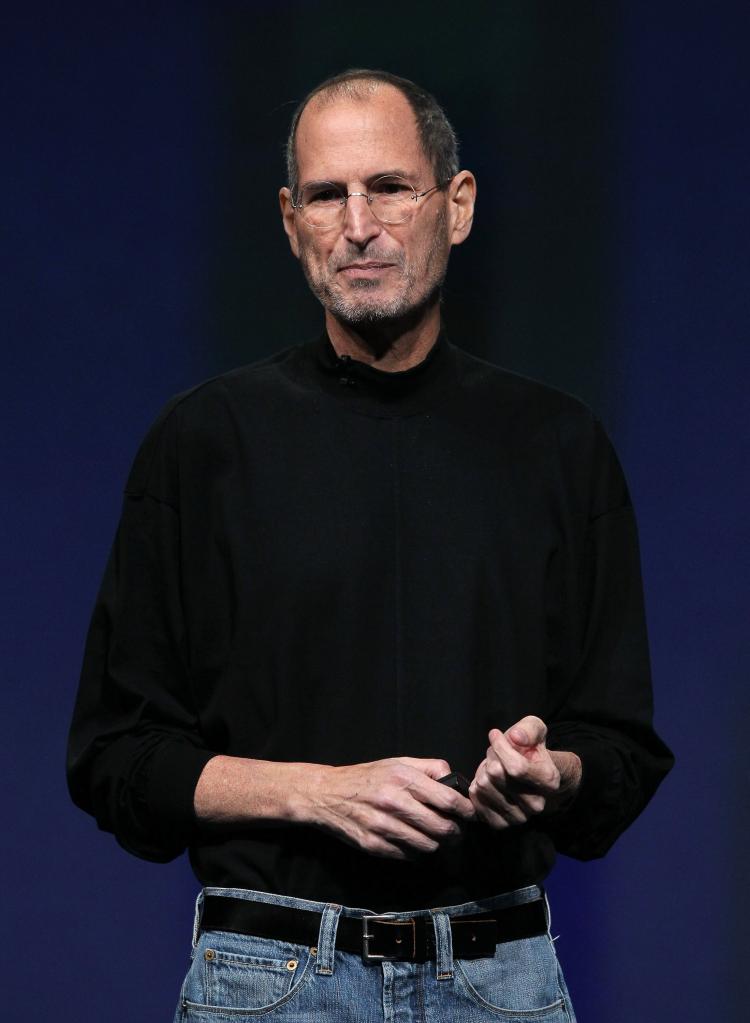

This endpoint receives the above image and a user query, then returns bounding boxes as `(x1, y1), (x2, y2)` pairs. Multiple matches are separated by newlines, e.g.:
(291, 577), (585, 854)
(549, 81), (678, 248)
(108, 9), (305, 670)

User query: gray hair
(285, 69), (459, 199)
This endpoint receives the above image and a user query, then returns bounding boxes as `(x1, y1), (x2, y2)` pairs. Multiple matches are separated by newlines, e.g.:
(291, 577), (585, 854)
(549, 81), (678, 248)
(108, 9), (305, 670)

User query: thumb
(508, 725), (530, 747)
(507, 716), (547, 749)
(402, 757), (453, 780)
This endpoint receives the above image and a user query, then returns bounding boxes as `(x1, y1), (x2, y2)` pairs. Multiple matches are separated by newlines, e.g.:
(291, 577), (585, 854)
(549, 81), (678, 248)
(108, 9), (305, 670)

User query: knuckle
(476, 774), (492, 795)
(437, 817), (460, 838)
(360, 833), (379, 854)
(379, 785), (407, 808)
(378, 841), (400, 858)
(486, 812), (509, 830)
(379, 793), (399, 813)
(504, 756), (526, 779)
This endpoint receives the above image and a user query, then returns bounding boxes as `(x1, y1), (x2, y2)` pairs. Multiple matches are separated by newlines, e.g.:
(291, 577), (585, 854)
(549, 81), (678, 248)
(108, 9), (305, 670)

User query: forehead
(295, 85), (429, 185)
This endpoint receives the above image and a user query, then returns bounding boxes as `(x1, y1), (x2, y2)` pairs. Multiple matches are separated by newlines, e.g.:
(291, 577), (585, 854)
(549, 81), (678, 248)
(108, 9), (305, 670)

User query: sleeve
(541, 414), (674, 859)
(66, 398), (216, 862)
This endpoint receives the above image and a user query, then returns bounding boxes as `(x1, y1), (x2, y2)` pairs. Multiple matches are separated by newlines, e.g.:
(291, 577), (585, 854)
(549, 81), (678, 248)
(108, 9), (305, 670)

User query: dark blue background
(5, 3), (748, 1019)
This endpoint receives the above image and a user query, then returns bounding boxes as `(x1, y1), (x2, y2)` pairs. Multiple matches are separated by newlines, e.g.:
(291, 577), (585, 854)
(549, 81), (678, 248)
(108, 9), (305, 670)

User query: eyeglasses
(292, 175), (449, 230)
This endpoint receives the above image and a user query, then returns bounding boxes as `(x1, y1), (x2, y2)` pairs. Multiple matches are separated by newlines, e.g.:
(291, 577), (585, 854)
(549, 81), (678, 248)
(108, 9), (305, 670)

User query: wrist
(546, 751), (582, 813)
(284, 762), (332, 825)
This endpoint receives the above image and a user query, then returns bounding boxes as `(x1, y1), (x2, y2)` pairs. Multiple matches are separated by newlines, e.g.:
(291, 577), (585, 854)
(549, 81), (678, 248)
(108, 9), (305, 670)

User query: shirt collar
(295, 329), (459, 418)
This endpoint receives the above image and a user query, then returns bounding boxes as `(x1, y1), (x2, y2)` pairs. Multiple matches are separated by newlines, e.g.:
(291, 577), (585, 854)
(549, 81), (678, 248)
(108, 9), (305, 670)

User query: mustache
(331, 247), (404, 271)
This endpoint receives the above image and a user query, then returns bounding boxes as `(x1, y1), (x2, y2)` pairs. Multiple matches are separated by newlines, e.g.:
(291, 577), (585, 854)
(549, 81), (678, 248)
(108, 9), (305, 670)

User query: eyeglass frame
(290, 174), (454, 229)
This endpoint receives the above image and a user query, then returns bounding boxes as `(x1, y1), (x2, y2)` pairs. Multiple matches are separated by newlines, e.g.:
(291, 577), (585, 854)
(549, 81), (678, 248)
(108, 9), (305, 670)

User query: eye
(302, 184), (343, 206)
(370, 176), (414, 196)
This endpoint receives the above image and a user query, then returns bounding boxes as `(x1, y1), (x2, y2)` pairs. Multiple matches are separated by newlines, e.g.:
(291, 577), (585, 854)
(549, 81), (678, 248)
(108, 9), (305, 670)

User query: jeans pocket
(179, 932), (314, 1018)
(454, 936), (570, 1020)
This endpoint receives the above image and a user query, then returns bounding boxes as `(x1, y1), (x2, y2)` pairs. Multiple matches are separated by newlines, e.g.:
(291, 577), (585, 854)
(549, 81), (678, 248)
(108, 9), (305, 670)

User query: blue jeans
(173, 885), (577, 1022)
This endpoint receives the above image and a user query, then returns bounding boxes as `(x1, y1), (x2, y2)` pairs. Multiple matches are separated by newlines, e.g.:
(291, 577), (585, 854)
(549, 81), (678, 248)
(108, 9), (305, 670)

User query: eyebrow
(299, 169), (420, 190)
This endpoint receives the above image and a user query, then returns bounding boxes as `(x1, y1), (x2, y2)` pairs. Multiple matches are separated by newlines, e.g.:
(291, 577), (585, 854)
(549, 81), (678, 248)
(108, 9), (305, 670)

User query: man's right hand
(194, 755), (475, 861)
(305, 758), (476, 860)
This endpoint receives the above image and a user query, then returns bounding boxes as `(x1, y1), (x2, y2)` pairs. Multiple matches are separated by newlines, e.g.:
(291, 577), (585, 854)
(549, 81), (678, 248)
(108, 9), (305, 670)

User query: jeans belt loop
(191, 890), (205, 952)
(430, 910), (454, 980)
(315, 903), (342, 976)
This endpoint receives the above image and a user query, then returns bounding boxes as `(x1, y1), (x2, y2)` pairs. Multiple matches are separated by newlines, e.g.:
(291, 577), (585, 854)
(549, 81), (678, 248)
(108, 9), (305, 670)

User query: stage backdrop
(4, 3), (747, 1020)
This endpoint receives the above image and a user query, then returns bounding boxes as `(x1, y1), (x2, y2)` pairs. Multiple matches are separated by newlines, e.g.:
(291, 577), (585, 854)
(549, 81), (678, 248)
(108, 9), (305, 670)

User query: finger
(470, 782), (527, 826)
(470, 777), (545, 830)
(485, 732), (530, 783)
(472, 760), (547, 814)
(408, 775), (476, 821)
(473, 799), (522, 830)
(357, 767), (469, 841)
(470, 763), (527, 819)
(396, 761), (476, 820)
(486, 729), (556, 792)
(385, 788), (469, 841)
(355, 833), (417, 860)
(473, 781), (546, 818)
(506, 715), (547, 749)
(473, 804), (510, 829)
(399, 757), (453, 780)
(363, 808), (450, 855)
(339, 806), (443, 861)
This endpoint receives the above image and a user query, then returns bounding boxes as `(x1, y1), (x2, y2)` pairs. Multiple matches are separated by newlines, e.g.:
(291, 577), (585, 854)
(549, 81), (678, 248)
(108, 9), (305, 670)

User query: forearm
(194, 755), (327, 825)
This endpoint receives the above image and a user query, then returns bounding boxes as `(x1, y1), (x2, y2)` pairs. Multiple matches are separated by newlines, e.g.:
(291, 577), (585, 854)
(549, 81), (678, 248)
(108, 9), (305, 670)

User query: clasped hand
(468, 715), (572, 830)
(311, 716), (580, 859)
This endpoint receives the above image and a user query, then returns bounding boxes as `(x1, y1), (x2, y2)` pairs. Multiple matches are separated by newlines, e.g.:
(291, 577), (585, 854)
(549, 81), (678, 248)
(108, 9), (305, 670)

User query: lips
(338, 262), (394, 272)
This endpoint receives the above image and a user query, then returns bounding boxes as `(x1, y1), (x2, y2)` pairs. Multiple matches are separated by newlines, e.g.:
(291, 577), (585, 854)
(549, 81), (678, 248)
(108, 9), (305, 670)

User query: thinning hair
(285, 69), (459, 199)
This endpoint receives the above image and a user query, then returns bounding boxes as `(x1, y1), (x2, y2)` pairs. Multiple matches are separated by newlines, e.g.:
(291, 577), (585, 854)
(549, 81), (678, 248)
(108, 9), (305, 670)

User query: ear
(447, 171), (477, 247)
(279, 187), (300, 258)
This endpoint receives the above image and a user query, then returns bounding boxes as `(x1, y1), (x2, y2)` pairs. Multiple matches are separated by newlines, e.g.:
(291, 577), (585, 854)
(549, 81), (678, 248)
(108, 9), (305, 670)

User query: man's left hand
(469, 716), (582, 829)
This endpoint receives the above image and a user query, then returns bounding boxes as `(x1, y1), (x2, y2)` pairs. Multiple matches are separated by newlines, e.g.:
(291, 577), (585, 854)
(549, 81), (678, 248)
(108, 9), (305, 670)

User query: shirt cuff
(542, 735), (627, 859)
(145, 739), (217, 845)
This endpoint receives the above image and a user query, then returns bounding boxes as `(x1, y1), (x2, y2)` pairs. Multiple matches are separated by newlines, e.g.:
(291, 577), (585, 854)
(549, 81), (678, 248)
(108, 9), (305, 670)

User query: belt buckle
(361, 914), (413, 964)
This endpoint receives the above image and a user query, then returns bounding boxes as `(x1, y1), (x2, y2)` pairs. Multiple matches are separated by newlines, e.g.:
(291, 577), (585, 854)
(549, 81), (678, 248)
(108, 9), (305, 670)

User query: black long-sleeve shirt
(67, 332), (673, 911)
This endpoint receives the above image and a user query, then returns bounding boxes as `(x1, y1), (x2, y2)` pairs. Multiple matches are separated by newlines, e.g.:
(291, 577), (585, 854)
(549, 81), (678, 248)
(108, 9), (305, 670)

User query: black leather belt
(201, 895), (547, 963)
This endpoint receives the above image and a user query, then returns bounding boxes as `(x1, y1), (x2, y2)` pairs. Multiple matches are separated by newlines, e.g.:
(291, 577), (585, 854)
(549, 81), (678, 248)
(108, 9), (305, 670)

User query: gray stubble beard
(298, 208), (450, 327)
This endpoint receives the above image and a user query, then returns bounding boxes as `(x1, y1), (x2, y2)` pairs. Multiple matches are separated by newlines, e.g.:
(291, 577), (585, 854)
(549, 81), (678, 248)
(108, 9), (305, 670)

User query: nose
(342, 192), (382, 247)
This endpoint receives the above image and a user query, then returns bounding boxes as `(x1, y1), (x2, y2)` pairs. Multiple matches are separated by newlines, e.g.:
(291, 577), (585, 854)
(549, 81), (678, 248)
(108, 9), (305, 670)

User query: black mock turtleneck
(67, 332), (673, 911)
(304, 332), (459, 416)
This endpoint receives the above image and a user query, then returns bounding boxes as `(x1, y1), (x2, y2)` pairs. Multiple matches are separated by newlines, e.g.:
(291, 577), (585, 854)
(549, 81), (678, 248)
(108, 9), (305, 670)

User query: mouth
(338, 262), (395, 278)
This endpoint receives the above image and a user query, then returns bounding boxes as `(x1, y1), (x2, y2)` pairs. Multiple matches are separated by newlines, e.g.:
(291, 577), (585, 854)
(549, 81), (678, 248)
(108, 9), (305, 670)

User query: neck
(324, 300), (442, 372)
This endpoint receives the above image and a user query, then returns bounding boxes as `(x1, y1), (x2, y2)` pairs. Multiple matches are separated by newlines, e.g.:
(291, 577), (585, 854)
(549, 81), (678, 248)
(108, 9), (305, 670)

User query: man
(68, 69), (673, 1021)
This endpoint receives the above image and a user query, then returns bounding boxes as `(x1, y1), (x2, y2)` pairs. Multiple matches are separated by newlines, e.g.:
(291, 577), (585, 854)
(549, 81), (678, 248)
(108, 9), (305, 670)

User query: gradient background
(4, 3), (748, 1020)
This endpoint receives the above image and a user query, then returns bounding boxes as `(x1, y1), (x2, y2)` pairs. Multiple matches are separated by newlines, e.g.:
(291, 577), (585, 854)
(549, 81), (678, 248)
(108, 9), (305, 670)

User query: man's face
(282, 86), (453, 327)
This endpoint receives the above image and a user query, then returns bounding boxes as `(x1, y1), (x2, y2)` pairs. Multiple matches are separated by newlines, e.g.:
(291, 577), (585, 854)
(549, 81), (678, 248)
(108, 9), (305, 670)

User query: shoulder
(124, 343), (303, 496)
(170, 342), (303, 416)
(453, 345), (628, 513)
(149, 342), (305, 432)
(453, 344), (599, 437)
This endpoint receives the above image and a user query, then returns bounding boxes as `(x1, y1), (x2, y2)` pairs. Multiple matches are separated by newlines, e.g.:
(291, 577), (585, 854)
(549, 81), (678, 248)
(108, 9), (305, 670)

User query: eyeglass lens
(297, 176), (418, 228)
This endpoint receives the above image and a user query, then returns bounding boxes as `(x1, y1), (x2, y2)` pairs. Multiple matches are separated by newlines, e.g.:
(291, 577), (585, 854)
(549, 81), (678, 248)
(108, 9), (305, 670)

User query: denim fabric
(173, 885), (576, 1022)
